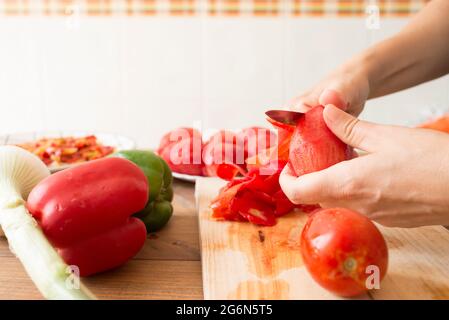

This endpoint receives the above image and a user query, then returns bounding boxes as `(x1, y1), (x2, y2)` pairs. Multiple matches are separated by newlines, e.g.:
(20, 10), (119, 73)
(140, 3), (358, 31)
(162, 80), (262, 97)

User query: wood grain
(196, 177), (449, 300)
(0, 256), (203, 300)
(82, 260), (203, 300)
(373, 226), (449, 299)
(0, 180), (203, 300)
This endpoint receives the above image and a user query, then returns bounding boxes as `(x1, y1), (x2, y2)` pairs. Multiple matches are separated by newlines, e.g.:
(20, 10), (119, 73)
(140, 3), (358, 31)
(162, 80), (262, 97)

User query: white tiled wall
(0, 16), (448, 147)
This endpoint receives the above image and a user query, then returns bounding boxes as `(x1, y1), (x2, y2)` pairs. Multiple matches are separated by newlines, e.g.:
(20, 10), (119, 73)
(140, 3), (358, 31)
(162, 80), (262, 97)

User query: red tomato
(207, 130), (236, 145)
(157, 127), (202, 155)
(289, 106), (352, 177)
(160, 137), (204, 176)
(158, 127), (204, 176)
(300, 208), (388, 297)
(237, 126), (277, 158)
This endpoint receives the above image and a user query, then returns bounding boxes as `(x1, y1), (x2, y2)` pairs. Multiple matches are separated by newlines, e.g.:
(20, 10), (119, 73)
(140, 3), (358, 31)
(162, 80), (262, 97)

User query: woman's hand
(280, 105), (449, 228)
(288, 59), (370, 116)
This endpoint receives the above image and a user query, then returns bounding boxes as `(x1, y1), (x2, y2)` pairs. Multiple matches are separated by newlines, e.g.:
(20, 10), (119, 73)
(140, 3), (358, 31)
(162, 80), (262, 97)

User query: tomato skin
(300, 208), (388, 297)
(202, 141), (245, 177)
(289, 106), (352, 177)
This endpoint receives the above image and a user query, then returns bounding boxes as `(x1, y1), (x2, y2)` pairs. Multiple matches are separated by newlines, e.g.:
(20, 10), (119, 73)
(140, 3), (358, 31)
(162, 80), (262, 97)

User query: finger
(292, 104), (313, 113)
(319, 89), (347, 110)
(323, 104), (384, 152)
(288, 93), (319, 113)
(280, 164), (341, 204)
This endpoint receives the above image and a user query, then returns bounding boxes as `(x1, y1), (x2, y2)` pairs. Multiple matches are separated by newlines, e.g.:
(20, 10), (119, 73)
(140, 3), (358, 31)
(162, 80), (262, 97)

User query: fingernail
(320, 89), (346, 110)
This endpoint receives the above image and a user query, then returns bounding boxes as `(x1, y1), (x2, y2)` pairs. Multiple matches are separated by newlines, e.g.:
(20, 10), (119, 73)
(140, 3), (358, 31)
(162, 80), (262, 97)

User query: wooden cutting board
(196, 177), (449, 300)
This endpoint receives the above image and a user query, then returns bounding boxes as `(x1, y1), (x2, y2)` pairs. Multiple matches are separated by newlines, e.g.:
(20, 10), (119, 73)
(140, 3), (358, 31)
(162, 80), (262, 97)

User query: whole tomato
(158, 127), (204, 176)
(237, 126), (276, 158)
(300, 208), (388, 297)
(157, 127), (202, 155)
(160, 137), (204, 176)
(207, 130), (236, 145)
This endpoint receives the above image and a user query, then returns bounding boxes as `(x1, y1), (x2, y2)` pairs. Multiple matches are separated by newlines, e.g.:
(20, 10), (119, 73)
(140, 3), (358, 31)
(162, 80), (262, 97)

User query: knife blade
(265, 109), (304, 125)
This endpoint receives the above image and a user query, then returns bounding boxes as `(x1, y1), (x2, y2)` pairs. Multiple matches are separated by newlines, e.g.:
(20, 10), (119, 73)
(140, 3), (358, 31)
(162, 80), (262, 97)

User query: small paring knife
(265, 109), (304, 125)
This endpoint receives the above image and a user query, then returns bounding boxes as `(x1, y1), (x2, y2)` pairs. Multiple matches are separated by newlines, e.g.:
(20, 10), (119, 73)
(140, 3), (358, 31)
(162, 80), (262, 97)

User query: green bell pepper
(112, 150), (174, 232)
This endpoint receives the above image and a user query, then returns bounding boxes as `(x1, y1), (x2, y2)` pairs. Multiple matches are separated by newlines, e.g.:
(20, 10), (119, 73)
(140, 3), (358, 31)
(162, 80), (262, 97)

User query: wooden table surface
(0, 180), (203, 300)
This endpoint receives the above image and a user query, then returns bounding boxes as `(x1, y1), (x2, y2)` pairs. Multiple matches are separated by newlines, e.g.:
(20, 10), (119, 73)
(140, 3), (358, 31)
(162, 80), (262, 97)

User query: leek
(0, 146), (95, 300)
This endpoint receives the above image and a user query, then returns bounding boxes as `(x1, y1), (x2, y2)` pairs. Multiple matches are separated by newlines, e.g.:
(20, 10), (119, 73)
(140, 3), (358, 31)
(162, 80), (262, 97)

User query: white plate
(172, 171), (204, 183)
(0, 131), (136, 173)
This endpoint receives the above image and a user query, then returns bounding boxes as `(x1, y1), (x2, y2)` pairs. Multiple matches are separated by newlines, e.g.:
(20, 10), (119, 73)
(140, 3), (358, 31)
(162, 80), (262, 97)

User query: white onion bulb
(0, 146), (94, 300)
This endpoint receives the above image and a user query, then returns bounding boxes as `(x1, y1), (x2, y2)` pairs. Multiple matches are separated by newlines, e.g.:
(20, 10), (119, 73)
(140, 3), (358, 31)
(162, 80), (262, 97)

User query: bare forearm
(289, 0), (449, 116)
(352, 0), (449, 99)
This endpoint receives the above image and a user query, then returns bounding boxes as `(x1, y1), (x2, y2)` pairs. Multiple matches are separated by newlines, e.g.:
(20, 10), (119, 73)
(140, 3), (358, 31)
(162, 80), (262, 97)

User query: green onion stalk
(0, 146), (95, 300)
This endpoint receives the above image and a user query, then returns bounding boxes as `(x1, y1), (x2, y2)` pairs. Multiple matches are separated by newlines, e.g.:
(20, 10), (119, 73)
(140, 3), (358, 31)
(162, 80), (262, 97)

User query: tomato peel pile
(210, 161), (318, 226)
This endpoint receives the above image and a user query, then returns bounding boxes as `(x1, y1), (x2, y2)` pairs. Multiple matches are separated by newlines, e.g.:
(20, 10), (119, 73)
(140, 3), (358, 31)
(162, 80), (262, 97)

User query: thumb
(323, 104), (383, 152)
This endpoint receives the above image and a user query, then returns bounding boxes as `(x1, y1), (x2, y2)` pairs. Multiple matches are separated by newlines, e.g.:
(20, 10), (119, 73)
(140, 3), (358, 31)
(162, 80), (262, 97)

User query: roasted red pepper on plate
(27, 157), (149, 276)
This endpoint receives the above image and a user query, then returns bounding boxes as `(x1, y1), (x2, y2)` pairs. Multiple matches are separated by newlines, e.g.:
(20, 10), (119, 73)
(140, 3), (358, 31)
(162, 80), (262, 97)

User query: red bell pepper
(27, 157), (149, 276)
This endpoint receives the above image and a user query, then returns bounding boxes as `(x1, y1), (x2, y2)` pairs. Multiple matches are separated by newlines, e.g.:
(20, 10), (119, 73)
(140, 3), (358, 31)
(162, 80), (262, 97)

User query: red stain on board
(222, 210), (308, 278)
